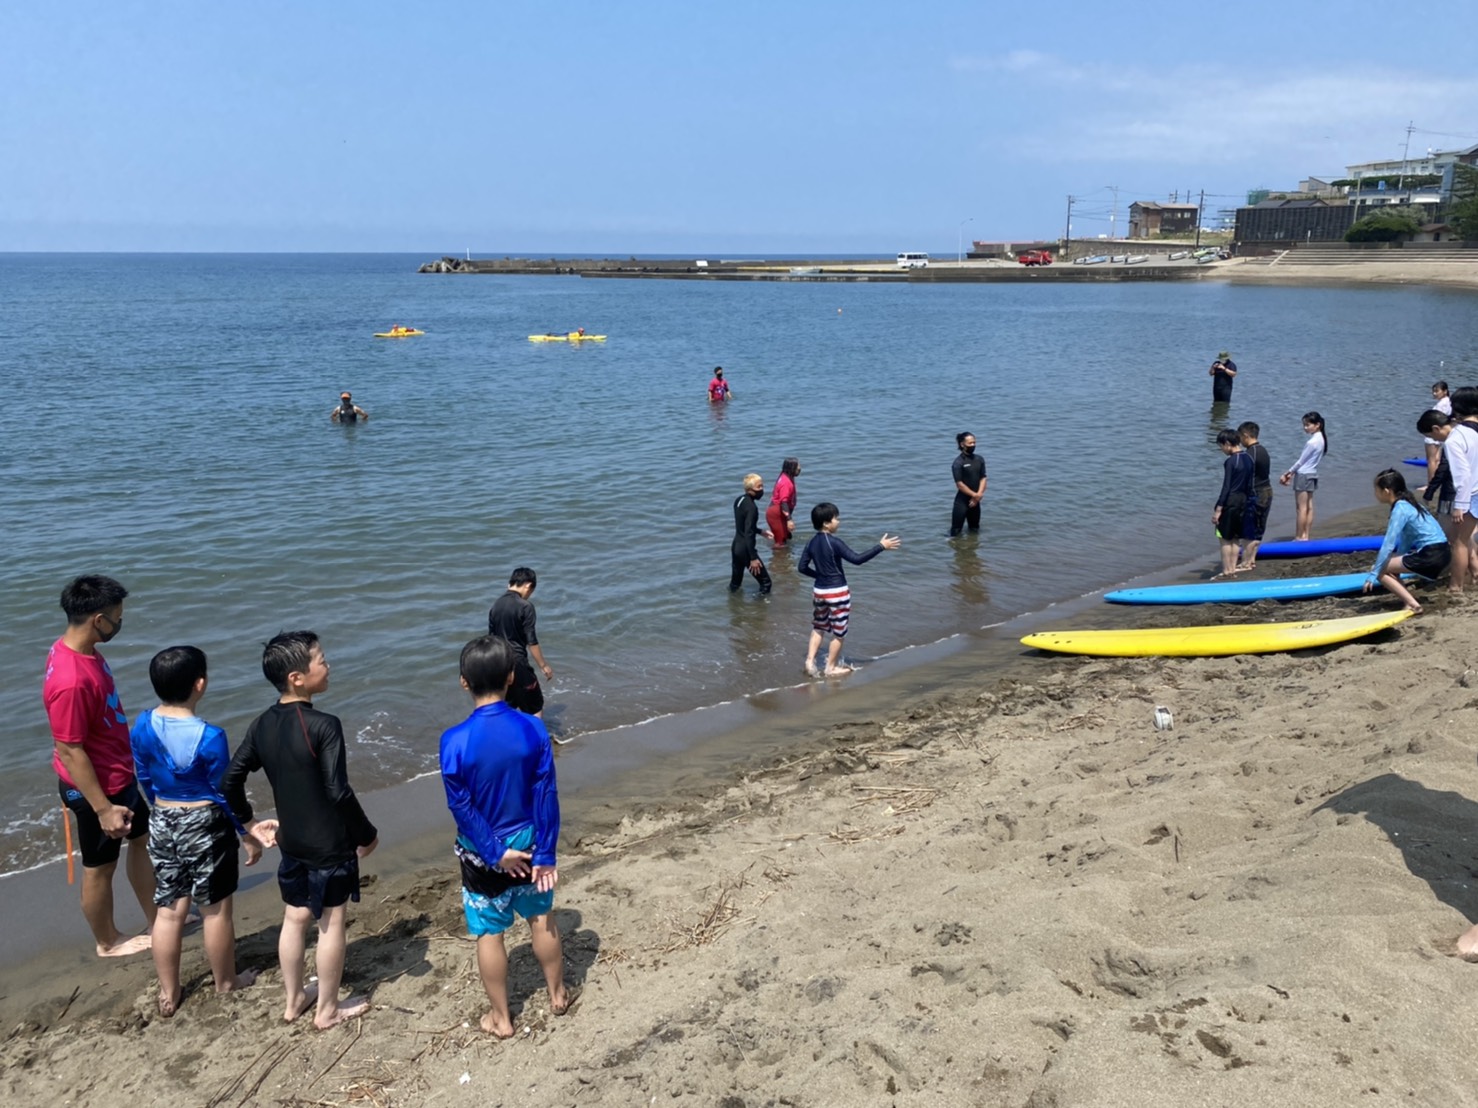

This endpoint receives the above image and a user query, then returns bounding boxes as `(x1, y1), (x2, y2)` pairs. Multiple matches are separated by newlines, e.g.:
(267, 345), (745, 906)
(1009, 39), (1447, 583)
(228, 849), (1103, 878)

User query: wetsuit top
(770, 473), (796, 514)
(1369, 500), (1447, 580)
(733, 494), (760, 560)
(798, 532), (885, 590)
(336, 401), (358, 423)
(1288, 433), (1325, 477)
(488, 592), (538, 663)
(1247, 442), (1271, 493)
(222, 701), (377, 868)
(44, 641), (134, 794)
(1212, 359), (1236, 401)
(952, 452), (986, 496)
(1216, 451), (1254, 509)
(708, 378), (730, 401)
(439, 701), (560, 868)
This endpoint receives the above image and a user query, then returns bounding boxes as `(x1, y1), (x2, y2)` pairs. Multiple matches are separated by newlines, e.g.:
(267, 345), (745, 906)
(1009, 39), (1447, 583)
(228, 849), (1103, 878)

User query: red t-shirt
(708, 377), (730, 401)
(44, 640), (135, 794)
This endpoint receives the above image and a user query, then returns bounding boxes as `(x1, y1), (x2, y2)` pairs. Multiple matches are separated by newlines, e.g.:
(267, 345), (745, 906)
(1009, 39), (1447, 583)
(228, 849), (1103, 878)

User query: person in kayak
(707, 367), (732, 403)
(1209, 351), (1237, 403)
(331, 392), (369, 423)
(1362, 468), (1450, 614)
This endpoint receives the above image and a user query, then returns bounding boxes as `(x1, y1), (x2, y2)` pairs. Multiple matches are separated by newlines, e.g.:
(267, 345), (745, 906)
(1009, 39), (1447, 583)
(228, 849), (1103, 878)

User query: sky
(4, 0), (1477, 253)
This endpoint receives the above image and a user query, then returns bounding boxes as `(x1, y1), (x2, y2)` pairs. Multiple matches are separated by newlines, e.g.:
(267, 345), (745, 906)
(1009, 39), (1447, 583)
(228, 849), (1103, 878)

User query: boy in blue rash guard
(1363, 468), (1450, 614)
(798, 501), (901, 677)
(440, 635), (569, 1037)
(131, 646), (266, 1018)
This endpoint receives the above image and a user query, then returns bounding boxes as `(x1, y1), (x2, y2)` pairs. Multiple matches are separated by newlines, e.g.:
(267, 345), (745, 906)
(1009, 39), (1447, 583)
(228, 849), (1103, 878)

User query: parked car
(1016, 249), (1053, 266)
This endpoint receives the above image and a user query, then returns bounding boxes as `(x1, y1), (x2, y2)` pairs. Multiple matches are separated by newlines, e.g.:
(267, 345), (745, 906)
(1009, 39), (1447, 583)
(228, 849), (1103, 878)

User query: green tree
(1345, 207), (1423, 242)
(1448, 165), (1478, 241)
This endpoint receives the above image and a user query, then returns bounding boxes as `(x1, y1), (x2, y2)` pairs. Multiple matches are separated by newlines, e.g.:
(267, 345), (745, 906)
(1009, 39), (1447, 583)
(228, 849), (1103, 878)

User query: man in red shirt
(45, 575), (156, 956)
(707, 366), (732, 403)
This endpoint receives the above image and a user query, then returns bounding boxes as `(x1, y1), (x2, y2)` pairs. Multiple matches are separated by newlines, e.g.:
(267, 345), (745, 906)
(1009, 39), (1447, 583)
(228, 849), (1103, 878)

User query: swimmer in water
(331, 392), (369, 423)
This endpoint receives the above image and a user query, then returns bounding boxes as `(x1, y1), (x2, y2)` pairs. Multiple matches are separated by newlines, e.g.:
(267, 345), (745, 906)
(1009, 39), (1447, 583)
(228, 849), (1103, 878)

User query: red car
(1017, 249), (1053, 266)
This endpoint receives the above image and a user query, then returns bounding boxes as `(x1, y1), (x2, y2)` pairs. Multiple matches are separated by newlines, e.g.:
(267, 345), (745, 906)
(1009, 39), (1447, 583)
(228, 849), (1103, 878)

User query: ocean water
(1, 252), (1473, 875)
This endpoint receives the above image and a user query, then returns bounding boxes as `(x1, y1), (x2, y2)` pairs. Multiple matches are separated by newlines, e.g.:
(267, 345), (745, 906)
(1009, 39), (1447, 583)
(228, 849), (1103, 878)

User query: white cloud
(952, 51), (1478, 168)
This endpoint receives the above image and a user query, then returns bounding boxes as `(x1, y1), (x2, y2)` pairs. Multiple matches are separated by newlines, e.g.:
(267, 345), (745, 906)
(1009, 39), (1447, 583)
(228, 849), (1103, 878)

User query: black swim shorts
(59, 778), (150, 869)
(278, 853), (361, 919)
(1405, 542), (1452, 581)
(506, 659), (545, 715)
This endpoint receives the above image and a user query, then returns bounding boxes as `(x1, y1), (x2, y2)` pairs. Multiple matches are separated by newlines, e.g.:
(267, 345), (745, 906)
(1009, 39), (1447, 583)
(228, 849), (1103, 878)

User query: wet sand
(11, 499), (1478, 1105)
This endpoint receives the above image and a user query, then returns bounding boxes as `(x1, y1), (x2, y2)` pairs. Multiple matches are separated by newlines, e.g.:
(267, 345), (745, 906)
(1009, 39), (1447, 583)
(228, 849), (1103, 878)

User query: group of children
(44, 575), (567, 1035)
(1210, 417), (1330, 577)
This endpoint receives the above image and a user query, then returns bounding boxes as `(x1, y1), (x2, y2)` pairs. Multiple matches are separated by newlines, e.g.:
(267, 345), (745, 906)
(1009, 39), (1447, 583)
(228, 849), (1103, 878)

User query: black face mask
(962, 445), (975, 455)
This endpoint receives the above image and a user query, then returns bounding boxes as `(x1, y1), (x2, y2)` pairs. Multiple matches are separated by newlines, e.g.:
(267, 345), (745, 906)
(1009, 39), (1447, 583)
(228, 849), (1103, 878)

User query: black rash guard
(222, 702), (377, 868)
(732, 494), (760, 561)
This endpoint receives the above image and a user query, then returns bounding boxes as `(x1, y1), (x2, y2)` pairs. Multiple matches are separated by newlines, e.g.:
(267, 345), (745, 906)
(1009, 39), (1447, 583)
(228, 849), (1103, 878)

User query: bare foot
(98, 933), (152, 958)
(480, 1010), (515, 1038)
(823, 664), (853, 676)
(314, 995), (370, 1031)
(1458, 924), (1478, 961)
(284, 983), (319, 1023)
(804, 665), (820, 678)
(550, 986), (576, 1016)
(157, 985), (183, 1019)
(218, 968), (258, 994)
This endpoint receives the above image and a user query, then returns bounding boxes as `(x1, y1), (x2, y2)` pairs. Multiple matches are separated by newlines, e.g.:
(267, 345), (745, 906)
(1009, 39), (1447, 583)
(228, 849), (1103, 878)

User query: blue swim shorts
(457, 827), (554, 937)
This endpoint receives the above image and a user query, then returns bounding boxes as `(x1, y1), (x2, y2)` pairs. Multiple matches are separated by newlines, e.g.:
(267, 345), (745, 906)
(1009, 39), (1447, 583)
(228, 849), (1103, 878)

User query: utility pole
(1063, 195), (1074, 258)
(1398, 120), (1415, 193)
(1107, 184), (1120, 241)
(1194, 189), (1204, 247)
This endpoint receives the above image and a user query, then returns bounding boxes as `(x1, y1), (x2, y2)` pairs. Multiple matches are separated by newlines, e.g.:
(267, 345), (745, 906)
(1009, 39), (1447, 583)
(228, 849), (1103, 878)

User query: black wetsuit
(730, 493), (772, 593)
(1211, 359), (1237, 403)
(336, 401), (358, 423)
(488, 591), (544, 714)
(1215, 452), (1255, 541)
(222, 702), (377, 869)
(1247, 441), (1272, 539)
(950, 451), (987, 536)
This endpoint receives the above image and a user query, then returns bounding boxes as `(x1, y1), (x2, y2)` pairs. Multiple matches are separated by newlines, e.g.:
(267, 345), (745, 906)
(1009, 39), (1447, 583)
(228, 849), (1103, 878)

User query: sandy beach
(7, 525), (1478, 1106)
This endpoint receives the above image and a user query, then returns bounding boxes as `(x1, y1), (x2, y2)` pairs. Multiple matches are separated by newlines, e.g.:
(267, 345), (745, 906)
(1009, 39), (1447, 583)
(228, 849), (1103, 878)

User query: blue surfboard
(1403, 457), (1426, 467)
(1106, 571), (1388, 605)
(1256, 536), (1382, 558)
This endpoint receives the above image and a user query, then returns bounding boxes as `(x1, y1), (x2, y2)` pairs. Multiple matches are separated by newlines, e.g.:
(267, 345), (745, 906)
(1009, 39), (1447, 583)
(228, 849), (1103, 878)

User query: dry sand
(1220, 255), (1478, 290)
(5, 546), (1478, 1107)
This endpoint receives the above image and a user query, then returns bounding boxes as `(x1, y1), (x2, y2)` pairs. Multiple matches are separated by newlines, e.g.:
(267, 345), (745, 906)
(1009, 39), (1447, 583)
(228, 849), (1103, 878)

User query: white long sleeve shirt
(1286, 433), (1326, 478)
(1446, 423), (1478, 513)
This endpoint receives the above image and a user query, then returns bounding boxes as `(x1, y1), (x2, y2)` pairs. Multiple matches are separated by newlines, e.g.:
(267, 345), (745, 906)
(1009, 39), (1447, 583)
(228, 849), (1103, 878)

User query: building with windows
(1127, 201), (1199, 238)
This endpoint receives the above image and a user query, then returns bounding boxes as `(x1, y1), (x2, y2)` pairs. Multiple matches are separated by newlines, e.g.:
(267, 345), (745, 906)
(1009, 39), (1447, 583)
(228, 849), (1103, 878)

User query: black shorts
(1217, 494), (1248, 541)
(1405, 542), (1451, 580)
(1251, 487), (1273, 540)
(59, 778), (150, 869)
(506, 659), (545, 715)
(278, 853), (361, 919)
(148, 804), (239, 907)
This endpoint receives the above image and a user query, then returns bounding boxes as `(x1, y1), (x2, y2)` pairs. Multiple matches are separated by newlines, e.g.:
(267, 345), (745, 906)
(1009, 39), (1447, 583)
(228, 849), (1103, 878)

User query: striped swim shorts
(811, 585), (852, 637)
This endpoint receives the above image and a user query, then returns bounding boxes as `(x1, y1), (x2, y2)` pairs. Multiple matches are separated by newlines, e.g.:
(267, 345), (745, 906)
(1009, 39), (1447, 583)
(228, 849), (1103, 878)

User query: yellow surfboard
(1020, 609), (1412, 658)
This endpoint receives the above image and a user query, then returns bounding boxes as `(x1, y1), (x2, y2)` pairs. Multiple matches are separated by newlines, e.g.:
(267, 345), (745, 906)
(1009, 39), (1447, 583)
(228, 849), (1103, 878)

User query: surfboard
(1105, 572), (1388, 605)
(1020, 609), (1411, 657)
(1403, 457), (1427, 467)
(1255, 536), (1382, 558)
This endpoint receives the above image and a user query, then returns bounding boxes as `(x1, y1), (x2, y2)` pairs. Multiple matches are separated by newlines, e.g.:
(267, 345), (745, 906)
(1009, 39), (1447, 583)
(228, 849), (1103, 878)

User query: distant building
(1127, 201), (1199, 238)
(1234, 197), (1354, 244)
(1345, 144), (1478, 180)
(968, 239), (1056, 259)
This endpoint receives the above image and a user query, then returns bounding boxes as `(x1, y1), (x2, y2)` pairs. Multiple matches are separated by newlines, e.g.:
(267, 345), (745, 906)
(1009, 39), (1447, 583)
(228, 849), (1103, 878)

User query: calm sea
(1, 253), (1473, 875)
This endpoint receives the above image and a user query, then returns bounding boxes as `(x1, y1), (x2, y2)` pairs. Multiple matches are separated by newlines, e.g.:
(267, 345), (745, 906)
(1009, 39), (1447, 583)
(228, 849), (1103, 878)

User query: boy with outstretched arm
(222, 631), (379, 1030)
(440, 635), (569, 1037)
(798, 502), (901, 677)
(132, 646), (266, 1017)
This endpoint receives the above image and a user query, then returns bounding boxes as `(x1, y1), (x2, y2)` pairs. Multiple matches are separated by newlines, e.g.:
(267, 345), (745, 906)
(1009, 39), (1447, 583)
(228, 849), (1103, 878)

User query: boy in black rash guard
(730, 473), (772, 594)
(222, 630), (379, 1031)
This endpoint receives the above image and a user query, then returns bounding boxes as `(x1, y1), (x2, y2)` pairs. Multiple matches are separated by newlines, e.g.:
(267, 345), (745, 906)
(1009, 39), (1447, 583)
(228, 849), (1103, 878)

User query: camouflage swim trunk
(147, 804), (239, 907)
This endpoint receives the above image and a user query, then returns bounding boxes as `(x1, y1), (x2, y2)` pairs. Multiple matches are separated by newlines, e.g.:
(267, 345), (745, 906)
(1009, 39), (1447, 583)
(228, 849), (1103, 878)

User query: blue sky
(4, 1), (1476, 253)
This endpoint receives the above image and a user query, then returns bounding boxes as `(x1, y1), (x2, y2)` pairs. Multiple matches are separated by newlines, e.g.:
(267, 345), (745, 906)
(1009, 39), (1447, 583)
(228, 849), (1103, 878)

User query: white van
(896, 252), (930, 269)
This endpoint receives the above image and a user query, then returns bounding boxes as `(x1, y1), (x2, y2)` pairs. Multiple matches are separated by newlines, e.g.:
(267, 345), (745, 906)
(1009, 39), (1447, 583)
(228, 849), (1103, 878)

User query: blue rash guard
(1369, 500), (1447, 580)
(798, 532), (885, 589)
(130, 709), (245, 833)
(439, 701), (560, 868)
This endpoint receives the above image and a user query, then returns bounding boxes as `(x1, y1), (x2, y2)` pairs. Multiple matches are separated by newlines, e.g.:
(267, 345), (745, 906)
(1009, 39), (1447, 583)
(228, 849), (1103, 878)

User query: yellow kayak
(374, 328), (424, 338)
(528, 332), (607, 342)
(1020, 609), (1411, 658)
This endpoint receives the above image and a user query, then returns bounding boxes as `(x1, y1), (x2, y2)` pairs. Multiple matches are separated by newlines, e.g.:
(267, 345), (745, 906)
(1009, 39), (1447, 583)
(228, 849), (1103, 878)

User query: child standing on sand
(1362, 470), (1450, 614)
(1212, 429), (1255, 578)
(1441, 387), (1478, 592)
(132, 646), (266, 1018)
(1279, 411), (1328, 541)
(222, 631), (379, 1030)
(798, 502), (901, 676)
(1236, 421), (1273, 570)
(440, 635), (570, 1038)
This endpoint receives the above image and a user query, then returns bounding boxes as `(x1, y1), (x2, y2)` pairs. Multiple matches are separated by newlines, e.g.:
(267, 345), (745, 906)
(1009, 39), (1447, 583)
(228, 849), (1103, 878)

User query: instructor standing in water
(729, 474), (772, 594)
(330, 392), (369, 423)
(949, 432), (987, 537)
(1209, 351), (1237, 403)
